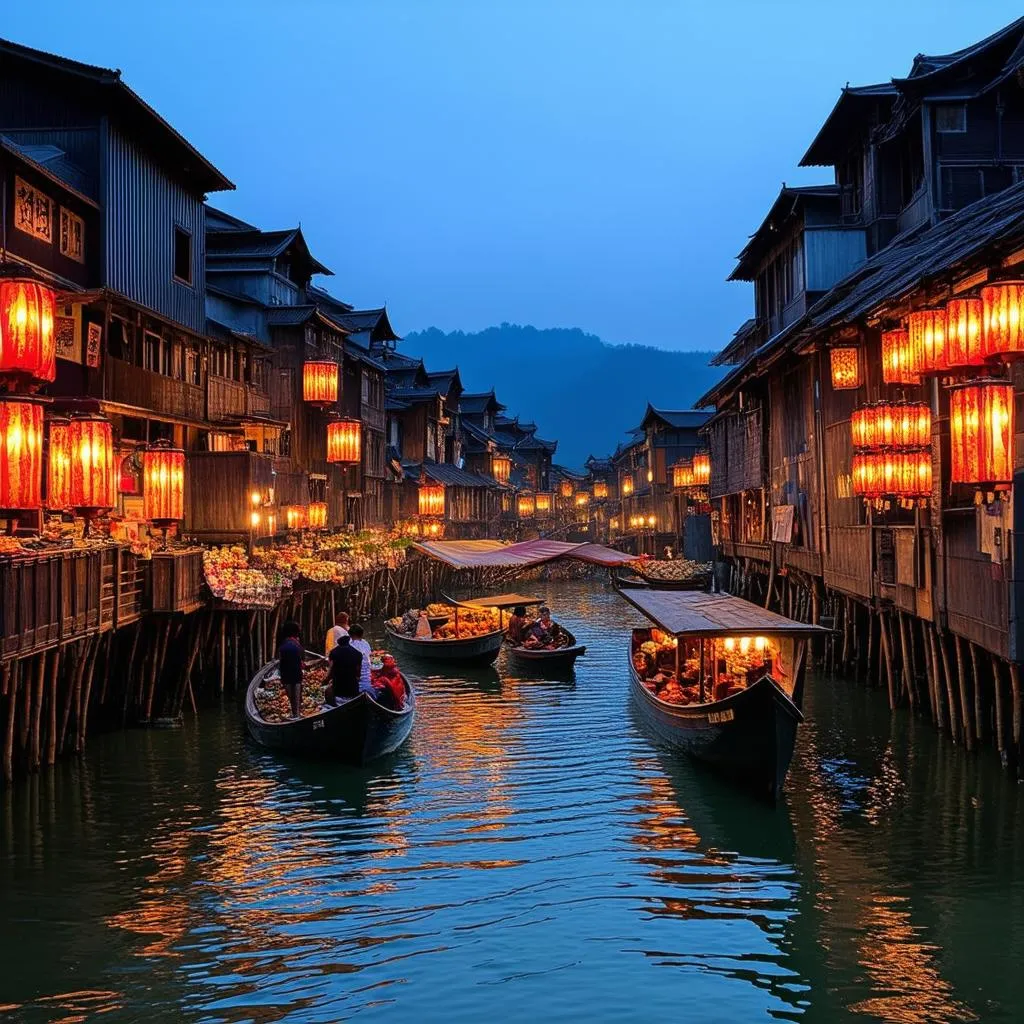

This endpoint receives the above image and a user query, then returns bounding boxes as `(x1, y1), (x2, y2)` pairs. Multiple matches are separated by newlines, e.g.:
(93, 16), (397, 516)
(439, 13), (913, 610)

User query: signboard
(86, 322), (102, 368)
(771, 504), (795, 543)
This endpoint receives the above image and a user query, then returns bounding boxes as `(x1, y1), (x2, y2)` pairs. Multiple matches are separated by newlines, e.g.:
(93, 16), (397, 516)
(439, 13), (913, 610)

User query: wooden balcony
(361, 401), (385, 432)
(105, 358), (205, 421)
(208, 375), (272, 422)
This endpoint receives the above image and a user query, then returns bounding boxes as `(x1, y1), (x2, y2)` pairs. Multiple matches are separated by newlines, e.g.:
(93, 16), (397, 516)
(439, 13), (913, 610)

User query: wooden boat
(506, 627), (586, 672)
(384, 621), (506, 665)
(244, 653), (416, 765)
(614, 567), (710, 591)
(617, 588), (825, 801)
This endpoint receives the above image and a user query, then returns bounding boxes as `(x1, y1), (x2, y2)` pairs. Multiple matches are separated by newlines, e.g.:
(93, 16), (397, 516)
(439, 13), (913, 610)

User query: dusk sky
(13, 1), (1024, 350)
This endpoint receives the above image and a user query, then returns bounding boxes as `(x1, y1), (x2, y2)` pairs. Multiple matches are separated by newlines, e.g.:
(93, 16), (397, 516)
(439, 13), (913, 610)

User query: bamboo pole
(954, 636), (974, 751)
(866, 608), (875, 684)
(77, 638), (100, 752)
(969, 642), (983, 744)
(879, 612), (896, 710)
(3, 662), (17, 783)
(31, 653), (45, 771)
(59, 641), (85, 754)
(928, 628), (946, 733)
(938, 633), (960, 743)
(897, 612), (915, 710)
(991, 654), (1007, 763)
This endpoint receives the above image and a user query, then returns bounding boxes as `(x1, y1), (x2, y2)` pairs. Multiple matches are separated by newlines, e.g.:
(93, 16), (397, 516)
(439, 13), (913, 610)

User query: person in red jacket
(373, 655), (406, 711)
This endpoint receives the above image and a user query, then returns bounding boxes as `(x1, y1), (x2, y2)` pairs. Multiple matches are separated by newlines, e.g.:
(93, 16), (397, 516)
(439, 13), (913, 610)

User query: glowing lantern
(492, 454), (511, 484)
(908, 309), (949, 374)
(622, 474), (634, 497)
(0, 278), (56, 385)
(850, 401), (930, 451)
(326, 418), (361, 463)
(536, 492), (552, 514)
(575, 491), (590, 507)
(0, 397), (43, 511)
(893, 449), (932, 499)
(945, 298), (984, 368)
(881, 329), (919, 385)
(284, 505), (307, 531)
(646, 469), (654, 483)
(610, 517), (619, 531)
(303, 360), (339, 406)
(672, 461), (695, 489)
(68, 414), (115, 513)
(949, 380), (1013, 485)
(981, 281), (1024, 357)
(518, 493), (536, 517)
(829, 346), (861, 389)
(46, 417), (71, 510)
(692, 451), (711, 486)
(647, 514), (657, 528)
(142, 444), (185, 524)
(851, 450), (894, 498)
(593, 481), (608, 499)
(559, 479), (574, 498)
(308, 501), (327, 529)
(419, 483), (445, 517)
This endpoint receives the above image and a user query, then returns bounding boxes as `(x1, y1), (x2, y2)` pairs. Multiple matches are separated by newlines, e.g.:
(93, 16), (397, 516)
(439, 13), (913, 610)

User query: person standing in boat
(277, 620), (304, 719)
(323, 632), (363, 706)
(348, 624), (375, 695)
(325, 611), (350, 655)
(506, 605), (529, 646)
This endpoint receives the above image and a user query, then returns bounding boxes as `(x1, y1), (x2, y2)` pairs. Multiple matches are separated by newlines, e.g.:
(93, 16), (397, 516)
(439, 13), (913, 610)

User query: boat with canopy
(617, 587), (827, 801)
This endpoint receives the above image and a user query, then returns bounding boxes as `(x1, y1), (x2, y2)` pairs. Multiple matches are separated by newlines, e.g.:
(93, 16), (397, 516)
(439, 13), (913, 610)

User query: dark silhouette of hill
(404, 324), (724, 468)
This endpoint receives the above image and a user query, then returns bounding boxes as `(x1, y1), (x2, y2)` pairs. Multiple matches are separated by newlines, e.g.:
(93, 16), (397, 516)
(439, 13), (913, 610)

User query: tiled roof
(637, 405), (710, 432)
(460, 391), (505, 415)
(0, 136), (96, 200)
(406, 461), (498, 488)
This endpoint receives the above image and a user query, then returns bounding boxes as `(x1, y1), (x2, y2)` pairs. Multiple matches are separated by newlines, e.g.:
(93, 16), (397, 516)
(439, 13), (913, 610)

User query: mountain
(403, 324), (725, 468)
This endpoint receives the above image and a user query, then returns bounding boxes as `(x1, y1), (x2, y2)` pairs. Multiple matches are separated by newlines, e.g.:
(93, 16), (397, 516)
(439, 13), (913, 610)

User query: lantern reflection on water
(0, 397), (43, 511)
(948, 380), (1013, 486)
(881, 329), (919, 385)
(829, 346), (861, 389)
(0, 278), (56, 385)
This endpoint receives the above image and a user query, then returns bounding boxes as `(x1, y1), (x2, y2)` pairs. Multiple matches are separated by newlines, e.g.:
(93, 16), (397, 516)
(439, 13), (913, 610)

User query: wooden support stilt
(77, 638), (100, 753)
(954, 636), (974, 751)
(59, 642), (83, 754)
(897, 612), (915, 710)
(927, 628), (945, 733)
(31, 652), (45, 771)
(938, 632), (960, 743)
(3, 662), (17, 783)
(991, 654), (1007, 765)
(969, 642), (984, 744)
(866, 608), (875, 684)
(879, 612), (896, 710)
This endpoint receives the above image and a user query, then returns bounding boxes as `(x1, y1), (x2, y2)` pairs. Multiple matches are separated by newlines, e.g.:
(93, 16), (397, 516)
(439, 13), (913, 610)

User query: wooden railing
(105, 358), (204, 421)
(208, 375), (272, 422)
(361, 401), (385, 432)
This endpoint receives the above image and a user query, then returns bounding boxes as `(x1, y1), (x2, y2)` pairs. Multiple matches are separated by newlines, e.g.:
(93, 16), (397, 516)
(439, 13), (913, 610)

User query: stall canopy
(410, 539), (637, 569)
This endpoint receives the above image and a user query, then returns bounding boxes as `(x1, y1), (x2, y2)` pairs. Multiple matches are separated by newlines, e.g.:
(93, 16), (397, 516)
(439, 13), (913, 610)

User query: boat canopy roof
(447, 593), (543, 609)
(411, 539), (636, 569)
(619, 589), (829, 638)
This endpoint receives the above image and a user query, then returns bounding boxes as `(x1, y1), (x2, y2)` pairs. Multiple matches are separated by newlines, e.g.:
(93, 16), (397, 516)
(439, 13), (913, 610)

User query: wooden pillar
(954, 636), (974, 751)
(879, 612), (896, 710)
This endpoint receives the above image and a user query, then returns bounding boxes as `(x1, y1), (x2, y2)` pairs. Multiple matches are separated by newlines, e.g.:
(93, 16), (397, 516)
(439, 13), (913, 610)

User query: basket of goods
(638, 559), (713, 584)
(254, 662), (330, 722)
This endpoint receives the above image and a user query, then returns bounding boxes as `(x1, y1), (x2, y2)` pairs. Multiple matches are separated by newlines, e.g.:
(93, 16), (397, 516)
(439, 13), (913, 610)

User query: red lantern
(949, 380), (1013, 485)
(326, 418), (361, 464)
(142, 444), (185, 524)
(68, 414), (116, 512)
(46, 417), (71, 510)
(893, 449), (932, 499)
(303, 360), (339, 406)
(419, 483), (445, 517)
(852, 450), (895, 498)
(0, 279), (56, 385)
(945, 298), (984, 368)
(672, 461), (695, 489)
(881, 329), (919, 385)
(981, 281), (1024, 357)
(536, 492), (553, 514)
(593, 480), (609, 499)
(908, 309), (949, 374)
(621, 474), (634, 497)
(492, 455), (511, 484)
(284, 505), (307, 530)
(692, 451), (711, 486)
(0, 397), (43, 511)
(851, 402), (929, 451)
(829, 346), (861, 389)
(518, 492), (536, 517)
(308, 501), (327, 529)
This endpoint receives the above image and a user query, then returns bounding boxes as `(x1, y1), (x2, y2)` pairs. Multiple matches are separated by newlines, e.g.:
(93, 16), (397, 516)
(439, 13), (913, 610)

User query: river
(2, 579), (1023, 1022)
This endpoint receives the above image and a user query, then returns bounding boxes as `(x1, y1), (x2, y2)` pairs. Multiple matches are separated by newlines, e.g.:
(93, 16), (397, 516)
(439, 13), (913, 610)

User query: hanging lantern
(559, 479), (574, 498)
(492, 454), (512, 484)
(535, 492), (552, 514)
(68, 414), (115, 513)
(418, 482), (445, 517)
(949, 380), (1013, 486)
(881, 329), (919, 385)
(893, 449), (932, 499)
(908, 308), (949, 374)
(308, 501), (327, 529)
(850, 401), (930, 451)
(945, 298), (984, 368)
(326, 418), (361, 464)
(303, 360), (339, 406)
(829, 346), (861, 389)
(284, 505), (307, 531)
(518, 492), (536, 517)
(575, 491), (590, 507)
(0, 278), (56, 385)
(692, 451), (711, 486)
(672, 460), (695, 489)
(981, 281), (1024, 357)
(593, 481), (609, 499)
(142, 443), (185, 524)
(622, 474), (634, 497)
(852, 450), (894, 498)
(0, 396), (43, 511)
(46, 416), (71, 510)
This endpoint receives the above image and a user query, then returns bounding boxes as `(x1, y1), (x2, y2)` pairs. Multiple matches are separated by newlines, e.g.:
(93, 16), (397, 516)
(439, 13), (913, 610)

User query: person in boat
(524, 606), (562, 648)
(415, 609), (433, 638)
(373, 654), (406, 711)
(277, 620), (304, 719)
(348, 624), (375, 695)
(325, 611), (350, 655)
(323, 632), (363, 706)
(506, 605), (529, 646)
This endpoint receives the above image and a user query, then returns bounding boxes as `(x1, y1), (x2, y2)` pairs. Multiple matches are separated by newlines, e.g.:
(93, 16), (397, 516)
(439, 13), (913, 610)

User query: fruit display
(425, 602), (453, 618)
(254, 663), (330, 721)
(203, 546), (291, 608)
(637, 559), (713, 583)
(432, 614), (500, 639)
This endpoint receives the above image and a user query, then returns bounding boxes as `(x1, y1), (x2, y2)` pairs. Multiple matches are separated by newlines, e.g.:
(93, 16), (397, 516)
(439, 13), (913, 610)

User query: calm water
(3, 579), (1024, 1023)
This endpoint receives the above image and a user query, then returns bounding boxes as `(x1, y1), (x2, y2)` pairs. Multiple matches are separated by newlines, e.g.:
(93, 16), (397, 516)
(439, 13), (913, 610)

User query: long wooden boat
(614, 568), (710, 591)
(244, 654), (416, 764)
(617, 588), (826, 801)
(384, 621), (506, 665)
(506, 628), (587, 672)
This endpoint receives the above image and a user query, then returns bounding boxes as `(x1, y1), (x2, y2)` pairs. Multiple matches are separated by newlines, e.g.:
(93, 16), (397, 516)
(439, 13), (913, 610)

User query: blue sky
(13, 1), (1024, 350)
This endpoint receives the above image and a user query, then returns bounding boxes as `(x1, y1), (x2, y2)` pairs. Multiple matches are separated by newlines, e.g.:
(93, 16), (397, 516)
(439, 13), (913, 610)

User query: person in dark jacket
(324, 633), (363, 706)
(277, 620), (304, 718)
(506, 605), (529, 646)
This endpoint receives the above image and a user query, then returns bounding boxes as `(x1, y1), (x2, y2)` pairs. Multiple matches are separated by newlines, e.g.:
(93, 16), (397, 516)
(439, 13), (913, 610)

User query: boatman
(507, 605), (529, 645)
(277, 620), (304, 719)
(324, 633), (363, 706)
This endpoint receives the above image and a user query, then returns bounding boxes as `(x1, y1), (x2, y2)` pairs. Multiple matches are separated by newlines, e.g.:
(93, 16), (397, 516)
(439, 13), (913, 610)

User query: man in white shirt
(325, 611), (350, 656)
(348, 624), (375, 695)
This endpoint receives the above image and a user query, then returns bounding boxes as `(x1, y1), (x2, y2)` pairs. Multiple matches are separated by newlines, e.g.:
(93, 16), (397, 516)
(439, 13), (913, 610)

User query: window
(173, 226), (192, 284)
(935, 104), (967, 133)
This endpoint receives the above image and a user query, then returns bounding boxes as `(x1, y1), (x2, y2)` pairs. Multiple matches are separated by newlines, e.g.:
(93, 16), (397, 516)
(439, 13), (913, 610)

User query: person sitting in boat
(373, 654), (406, 711)
(324, 633), (363, 706)
(415, 609), (433, 638)
(277, 620), (304, 719)
(325, 611), (350, 655)
(506, 605), (529, 646)
(524, 606), (562, 649)
(348, 624), (376, 695)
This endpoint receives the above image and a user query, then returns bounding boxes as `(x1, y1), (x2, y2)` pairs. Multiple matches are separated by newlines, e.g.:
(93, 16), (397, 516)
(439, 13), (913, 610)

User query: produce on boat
(634, 559), (713, 584)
